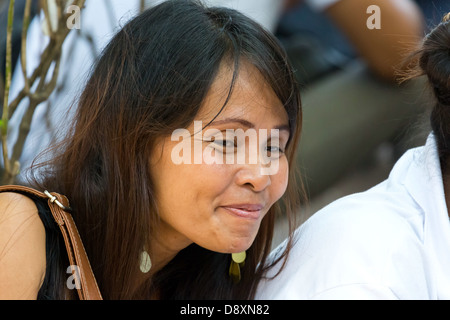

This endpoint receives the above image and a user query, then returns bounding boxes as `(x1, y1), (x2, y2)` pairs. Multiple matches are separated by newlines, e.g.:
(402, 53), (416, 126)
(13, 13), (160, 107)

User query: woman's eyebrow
(210, 118), (290, 132)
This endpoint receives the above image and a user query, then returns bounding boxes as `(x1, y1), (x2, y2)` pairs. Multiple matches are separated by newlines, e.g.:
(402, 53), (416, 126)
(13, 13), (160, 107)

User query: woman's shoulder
(0, 192), (47, 299)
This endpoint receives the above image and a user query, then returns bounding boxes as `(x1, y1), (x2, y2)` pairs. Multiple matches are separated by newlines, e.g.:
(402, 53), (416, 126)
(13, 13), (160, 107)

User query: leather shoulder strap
(0, 185), (102, 300)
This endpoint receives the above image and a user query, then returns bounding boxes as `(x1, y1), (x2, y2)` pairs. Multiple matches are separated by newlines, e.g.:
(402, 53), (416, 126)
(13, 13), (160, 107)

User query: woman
(256, 13), (450, 299)
(0, 0), (304, 299)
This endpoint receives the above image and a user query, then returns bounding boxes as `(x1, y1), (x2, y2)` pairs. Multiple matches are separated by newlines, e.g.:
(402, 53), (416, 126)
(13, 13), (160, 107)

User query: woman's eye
(266, 145), (285, 156)
(213, 139), (236, 150)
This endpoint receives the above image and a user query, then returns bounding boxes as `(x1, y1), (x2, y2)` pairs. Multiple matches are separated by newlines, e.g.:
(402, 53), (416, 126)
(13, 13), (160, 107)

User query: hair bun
(419, 15), (450, 105)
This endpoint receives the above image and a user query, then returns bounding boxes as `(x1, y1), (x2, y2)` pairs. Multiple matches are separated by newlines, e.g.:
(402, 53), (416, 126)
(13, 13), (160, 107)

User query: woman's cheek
(271, 158), (289, 202)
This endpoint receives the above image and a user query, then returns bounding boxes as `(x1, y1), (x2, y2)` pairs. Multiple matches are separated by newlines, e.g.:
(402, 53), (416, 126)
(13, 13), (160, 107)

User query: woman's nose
(235, 162), (272, 192)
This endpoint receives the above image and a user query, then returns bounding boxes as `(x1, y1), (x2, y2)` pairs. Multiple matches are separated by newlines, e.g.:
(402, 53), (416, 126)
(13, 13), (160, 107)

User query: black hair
(416, 14), (450, 171)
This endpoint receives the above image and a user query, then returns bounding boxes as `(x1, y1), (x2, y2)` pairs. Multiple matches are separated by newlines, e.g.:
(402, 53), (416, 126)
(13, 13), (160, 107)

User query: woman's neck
(147, 236), (182, 277)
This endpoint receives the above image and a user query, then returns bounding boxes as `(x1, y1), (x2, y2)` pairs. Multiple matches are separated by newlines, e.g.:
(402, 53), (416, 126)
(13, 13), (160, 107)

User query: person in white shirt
(256, 13), (450, 300)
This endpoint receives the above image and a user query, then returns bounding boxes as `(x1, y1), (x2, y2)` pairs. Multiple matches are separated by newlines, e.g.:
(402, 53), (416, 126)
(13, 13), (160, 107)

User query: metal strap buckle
(44, 190), (72, 212)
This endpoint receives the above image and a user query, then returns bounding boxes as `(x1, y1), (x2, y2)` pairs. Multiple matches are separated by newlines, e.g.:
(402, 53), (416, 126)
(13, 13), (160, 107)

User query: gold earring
(229, 251), (246, 284)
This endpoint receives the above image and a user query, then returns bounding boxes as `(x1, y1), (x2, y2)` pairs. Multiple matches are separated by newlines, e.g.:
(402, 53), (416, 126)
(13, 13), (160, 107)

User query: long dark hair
(31, 0), (304, 299)
(401, 13), (450, 173)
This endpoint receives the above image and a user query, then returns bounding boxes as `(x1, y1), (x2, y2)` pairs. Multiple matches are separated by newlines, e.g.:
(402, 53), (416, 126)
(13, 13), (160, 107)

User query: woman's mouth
(220, 204), (264, 220)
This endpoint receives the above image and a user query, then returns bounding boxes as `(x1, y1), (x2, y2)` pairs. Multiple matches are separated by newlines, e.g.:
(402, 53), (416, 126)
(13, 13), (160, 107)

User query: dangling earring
(229, 251), (246, 284)
(140, 250), (152, 273)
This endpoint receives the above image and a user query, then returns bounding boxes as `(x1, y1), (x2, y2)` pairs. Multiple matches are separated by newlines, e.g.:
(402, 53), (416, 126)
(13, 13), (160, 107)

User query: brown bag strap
(0, 185), (102, 300)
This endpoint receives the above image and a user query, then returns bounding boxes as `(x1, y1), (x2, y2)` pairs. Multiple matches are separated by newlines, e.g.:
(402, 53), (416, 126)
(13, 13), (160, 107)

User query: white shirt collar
(404, 134), (448, 227)
(404, 134), (450, 288)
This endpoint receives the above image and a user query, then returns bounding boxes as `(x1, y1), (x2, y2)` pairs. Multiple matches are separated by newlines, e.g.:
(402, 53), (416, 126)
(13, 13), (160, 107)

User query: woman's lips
(220, 204), (264, 220)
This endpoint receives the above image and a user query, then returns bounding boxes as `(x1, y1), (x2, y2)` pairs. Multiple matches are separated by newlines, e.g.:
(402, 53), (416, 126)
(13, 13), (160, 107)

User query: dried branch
(41, 0), (54, 37)
(1, 0), (16, 178)
(1, 0), (86, 183)
(0, 74), (4, 106)
(8, 0), (85, 119)
(20, 0), (32, 92)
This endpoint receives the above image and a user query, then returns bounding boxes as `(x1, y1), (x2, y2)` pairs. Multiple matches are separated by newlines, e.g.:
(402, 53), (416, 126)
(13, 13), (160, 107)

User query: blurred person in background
(276, 0), (450, 199)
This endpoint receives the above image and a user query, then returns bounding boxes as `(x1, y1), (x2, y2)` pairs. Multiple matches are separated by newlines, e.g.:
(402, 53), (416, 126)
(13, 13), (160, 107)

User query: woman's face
(150, 62), (290, 255)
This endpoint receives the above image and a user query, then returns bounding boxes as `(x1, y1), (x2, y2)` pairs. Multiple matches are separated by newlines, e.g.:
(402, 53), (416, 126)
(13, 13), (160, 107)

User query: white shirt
(256, 134), (450, 299)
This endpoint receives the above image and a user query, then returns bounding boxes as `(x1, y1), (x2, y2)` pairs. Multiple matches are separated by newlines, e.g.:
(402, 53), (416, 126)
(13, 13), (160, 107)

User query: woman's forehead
(195, 61), (287, 126)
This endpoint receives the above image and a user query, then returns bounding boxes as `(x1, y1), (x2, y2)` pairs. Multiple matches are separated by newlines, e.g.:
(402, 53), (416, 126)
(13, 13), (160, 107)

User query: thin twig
(0, 74), (4, 111)
(11, 97), (40, 165)
(2, 0), (16, 177)
(21, 0), (32, 92)
(41, 0), (55, 38)
(56, 0), (63, 31)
